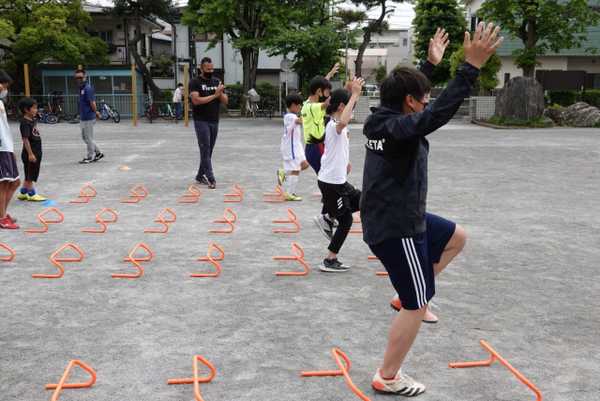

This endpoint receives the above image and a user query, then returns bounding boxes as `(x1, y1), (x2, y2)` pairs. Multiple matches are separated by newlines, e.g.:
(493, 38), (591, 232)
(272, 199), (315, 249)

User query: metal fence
(5, 94), (149, 119)
(469, 96), (496, 121)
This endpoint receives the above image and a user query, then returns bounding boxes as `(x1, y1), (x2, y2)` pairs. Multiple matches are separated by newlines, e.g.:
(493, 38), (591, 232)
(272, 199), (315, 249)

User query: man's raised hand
(427, 28), (450, 66)
(464, 22), (503, 69)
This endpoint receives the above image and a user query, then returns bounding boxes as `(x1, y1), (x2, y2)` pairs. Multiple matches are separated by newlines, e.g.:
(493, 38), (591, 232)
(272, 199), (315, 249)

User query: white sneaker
(372, 369), (426, 397)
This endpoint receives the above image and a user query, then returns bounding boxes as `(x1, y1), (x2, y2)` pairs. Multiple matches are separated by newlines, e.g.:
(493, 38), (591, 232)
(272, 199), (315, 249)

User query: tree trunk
(354, 32), (370, 78)
(129, 17), (161, 99)
(522, 17), (537, 78)
(240, 46), (259, 116)
(354, 0), (387, 78)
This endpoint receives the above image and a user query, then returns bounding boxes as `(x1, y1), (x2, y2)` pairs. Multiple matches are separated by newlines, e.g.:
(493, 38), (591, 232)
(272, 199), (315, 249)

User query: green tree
(112, 0), (175, 98)
(449, 47), (501, 92)
(413, 0), (466, 85)
(478, 0), (600, 77)
(374, 63), (387, 85)
(338, 1), (401, 77)
(267, 1), (348, 89)
(0, 0), (107, 90)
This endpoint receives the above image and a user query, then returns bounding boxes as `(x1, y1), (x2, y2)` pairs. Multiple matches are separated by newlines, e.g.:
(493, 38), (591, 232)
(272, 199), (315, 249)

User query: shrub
(581, 89), (600, 108)
(547, 90), (580, 106)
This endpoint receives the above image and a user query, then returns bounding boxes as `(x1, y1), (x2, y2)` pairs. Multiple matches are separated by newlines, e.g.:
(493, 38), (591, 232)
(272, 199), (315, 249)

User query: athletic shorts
(318, 181), (361, 219)
(283, 158), (304, 172)
(21, 148), (42, 182)
(368, 213), (456, 310)
(0, 151), (19, 182)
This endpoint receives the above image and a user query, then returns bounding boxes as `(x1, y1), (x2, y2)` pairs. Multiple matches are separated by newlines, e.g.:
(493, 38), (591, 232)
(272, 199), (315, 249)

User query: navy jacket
(360, 62), (480, 244)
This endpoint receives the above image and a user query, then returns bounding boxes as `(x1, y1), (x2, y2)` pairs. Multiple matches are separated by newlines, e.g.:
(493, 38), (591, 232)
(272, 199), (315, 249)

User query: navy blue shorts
(368, 213), (456, 310)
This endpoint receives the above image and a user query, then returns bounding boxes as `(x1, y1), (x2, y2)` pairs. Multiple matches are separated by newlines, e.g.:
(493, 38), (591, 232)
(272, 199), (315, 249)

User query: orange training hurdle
(272, 208), (300, 234)
(301, 348), (371, 401)
(350, 212), (362, 234)
(178, 184), (202, 203)
(273, 242), (310, 276)
(209, 208), (237, 234)
(45, 359), (96, 401)
(263, 185), (285, 203)
(113, 243), (154, 279)
(449, 340), (543, 401)
(367, 255), (388, 276)
(167, 355), (217, 401)
(69, 184), (97, 204)
(120, 184), (149, 203)
(145, 208), (177, 234)
(224, 183), (244, 203)
(25, 207), (64, 234)
(32, 243), (84, 279)
(191, 243), (224, 278)
(0, 243), (16, 262)
(82, 208), (118, 234)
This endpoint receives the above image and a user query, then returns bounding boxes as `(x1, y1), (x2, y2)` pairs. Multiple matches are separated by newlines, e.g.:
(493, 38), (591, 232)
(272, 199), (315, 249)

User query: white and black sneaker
(93, 152), (104, 162)
(319, 258), (350, 273)
(313, 214), (334, 240)
(196, 175), (209, 186)
(79, 157), (93, 164)
(372, 369), (426, 397)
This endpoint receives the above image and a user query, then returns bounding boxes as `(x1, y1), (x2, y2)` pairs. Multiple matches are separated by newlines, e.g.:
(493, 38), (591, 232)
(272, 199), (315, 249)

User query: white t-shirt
(172, 87), (183, 103)
(318, 118), (349, 185)
(0, 101), (14, 153)
(280, 113), (305, 162)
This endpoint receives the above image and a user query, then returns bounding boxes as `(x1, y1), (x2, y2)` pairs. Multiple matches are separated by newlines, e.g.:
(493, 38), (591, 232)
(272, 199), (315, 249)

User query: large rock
(544, 106), (566, 125)
(495, 77), (545, 120)
(561, 102), (600, 127)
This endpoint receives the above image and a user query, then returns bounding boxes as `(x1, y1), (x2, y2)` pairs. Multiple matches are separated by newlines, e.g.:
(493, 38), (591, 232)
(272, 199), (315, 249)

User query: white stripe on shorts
(408, 238), (428, 308)
(402, 238), (425, 308)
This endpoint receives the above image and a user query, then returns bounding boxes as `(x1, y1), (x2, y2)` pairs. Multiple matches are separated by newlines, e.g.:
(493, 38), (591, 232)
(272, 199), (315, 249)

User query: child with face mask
(0, 70), (21, 229)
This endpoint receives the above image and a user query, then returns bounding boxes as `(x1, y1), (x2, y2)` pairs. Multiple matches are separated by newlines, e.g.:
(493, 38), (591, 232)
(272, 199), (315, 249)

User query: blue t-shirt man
(74, 69), (103, 163)
(79, 82), (97, 121)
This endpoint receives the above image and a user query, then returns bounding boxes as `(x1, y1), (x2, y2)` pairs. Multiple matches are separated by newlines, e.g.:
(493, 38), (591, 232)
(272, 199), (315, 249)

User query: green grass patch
(487, 115), (554, 128)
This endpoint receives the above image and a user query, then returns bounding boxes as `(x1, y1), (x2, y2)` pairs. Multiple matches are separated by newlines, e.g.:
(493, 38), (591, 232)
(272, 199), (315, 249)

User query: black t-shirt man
(189, 76), (222, 122)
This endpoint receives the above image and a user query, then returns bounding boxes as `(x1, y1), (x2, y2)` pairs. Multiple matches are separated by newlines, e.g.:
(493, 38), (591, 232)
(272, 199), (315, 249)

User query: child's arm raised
(336, 77), (364, 134)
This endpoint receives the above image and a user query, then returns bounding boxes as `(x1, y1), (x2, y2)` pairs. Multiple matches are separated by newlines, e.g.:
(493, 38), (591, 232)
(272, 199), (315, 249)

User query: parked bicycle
(97, 100), (120, 123)
(37, 107), (58, 124)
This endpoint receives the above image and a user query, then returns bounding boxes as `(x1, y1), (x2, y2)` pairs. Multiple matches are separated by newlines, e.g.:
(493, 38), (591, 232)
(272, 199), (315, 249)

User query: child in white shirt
(316, 77), (364, 272)
(278, 94), (309, 201)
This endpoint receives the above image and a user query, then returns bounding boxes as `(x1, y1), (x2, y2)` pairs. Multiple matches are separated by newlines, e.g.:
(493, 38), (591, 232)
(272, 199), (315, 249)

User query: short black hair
(285, 93), (303, 108)
(326, 88), (350, 114)
(0, 70), (13, 85)
(18, 97), (37, 114)
(74, 68), (86, 75)
(380, 67), (431, 111)
(200, 57), (212, 64)
(177, 82), (183, 87)
(308, 76), (332, 95)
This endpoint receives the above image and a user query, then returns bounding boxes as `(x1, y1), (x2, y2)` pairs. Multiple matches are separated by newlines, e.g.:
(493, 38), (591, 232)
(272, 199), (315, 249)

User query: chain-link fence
(469, 96), (496, 121)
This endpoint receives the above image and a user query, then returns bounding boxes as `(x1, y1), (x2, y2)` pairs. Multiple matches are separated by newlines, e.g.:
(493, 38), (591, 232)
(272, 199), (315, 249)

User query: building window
(194, 32), (218, 42)
(403, 38), (408, 47)
(89, 30), (113, 44)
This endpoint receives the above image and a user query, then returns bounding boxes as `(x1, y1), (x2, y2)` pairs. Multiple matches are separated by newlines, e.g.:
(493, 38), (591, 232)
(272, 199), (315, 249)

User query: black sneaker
(208, 180), (216, 189)
(319, 258), (350, 273)
(196, 175), (209, 186)
(79, 157), (93, 164)
(313, 215), (334, 240)
(93, 152), (104, 162)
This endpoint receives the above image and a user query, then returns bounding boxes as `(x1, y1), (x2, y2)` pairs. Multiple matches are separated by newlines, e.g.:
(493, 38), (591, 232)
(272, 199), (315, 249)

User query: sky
(84, 0), (416, 29)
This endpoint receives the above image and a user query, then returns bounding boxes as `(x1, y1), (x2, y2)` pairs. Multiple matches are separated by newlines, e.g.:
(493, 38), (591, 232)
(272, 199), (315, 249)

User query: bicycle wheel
(46, 114), (59, 124)
(112, 111), (121, 123)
